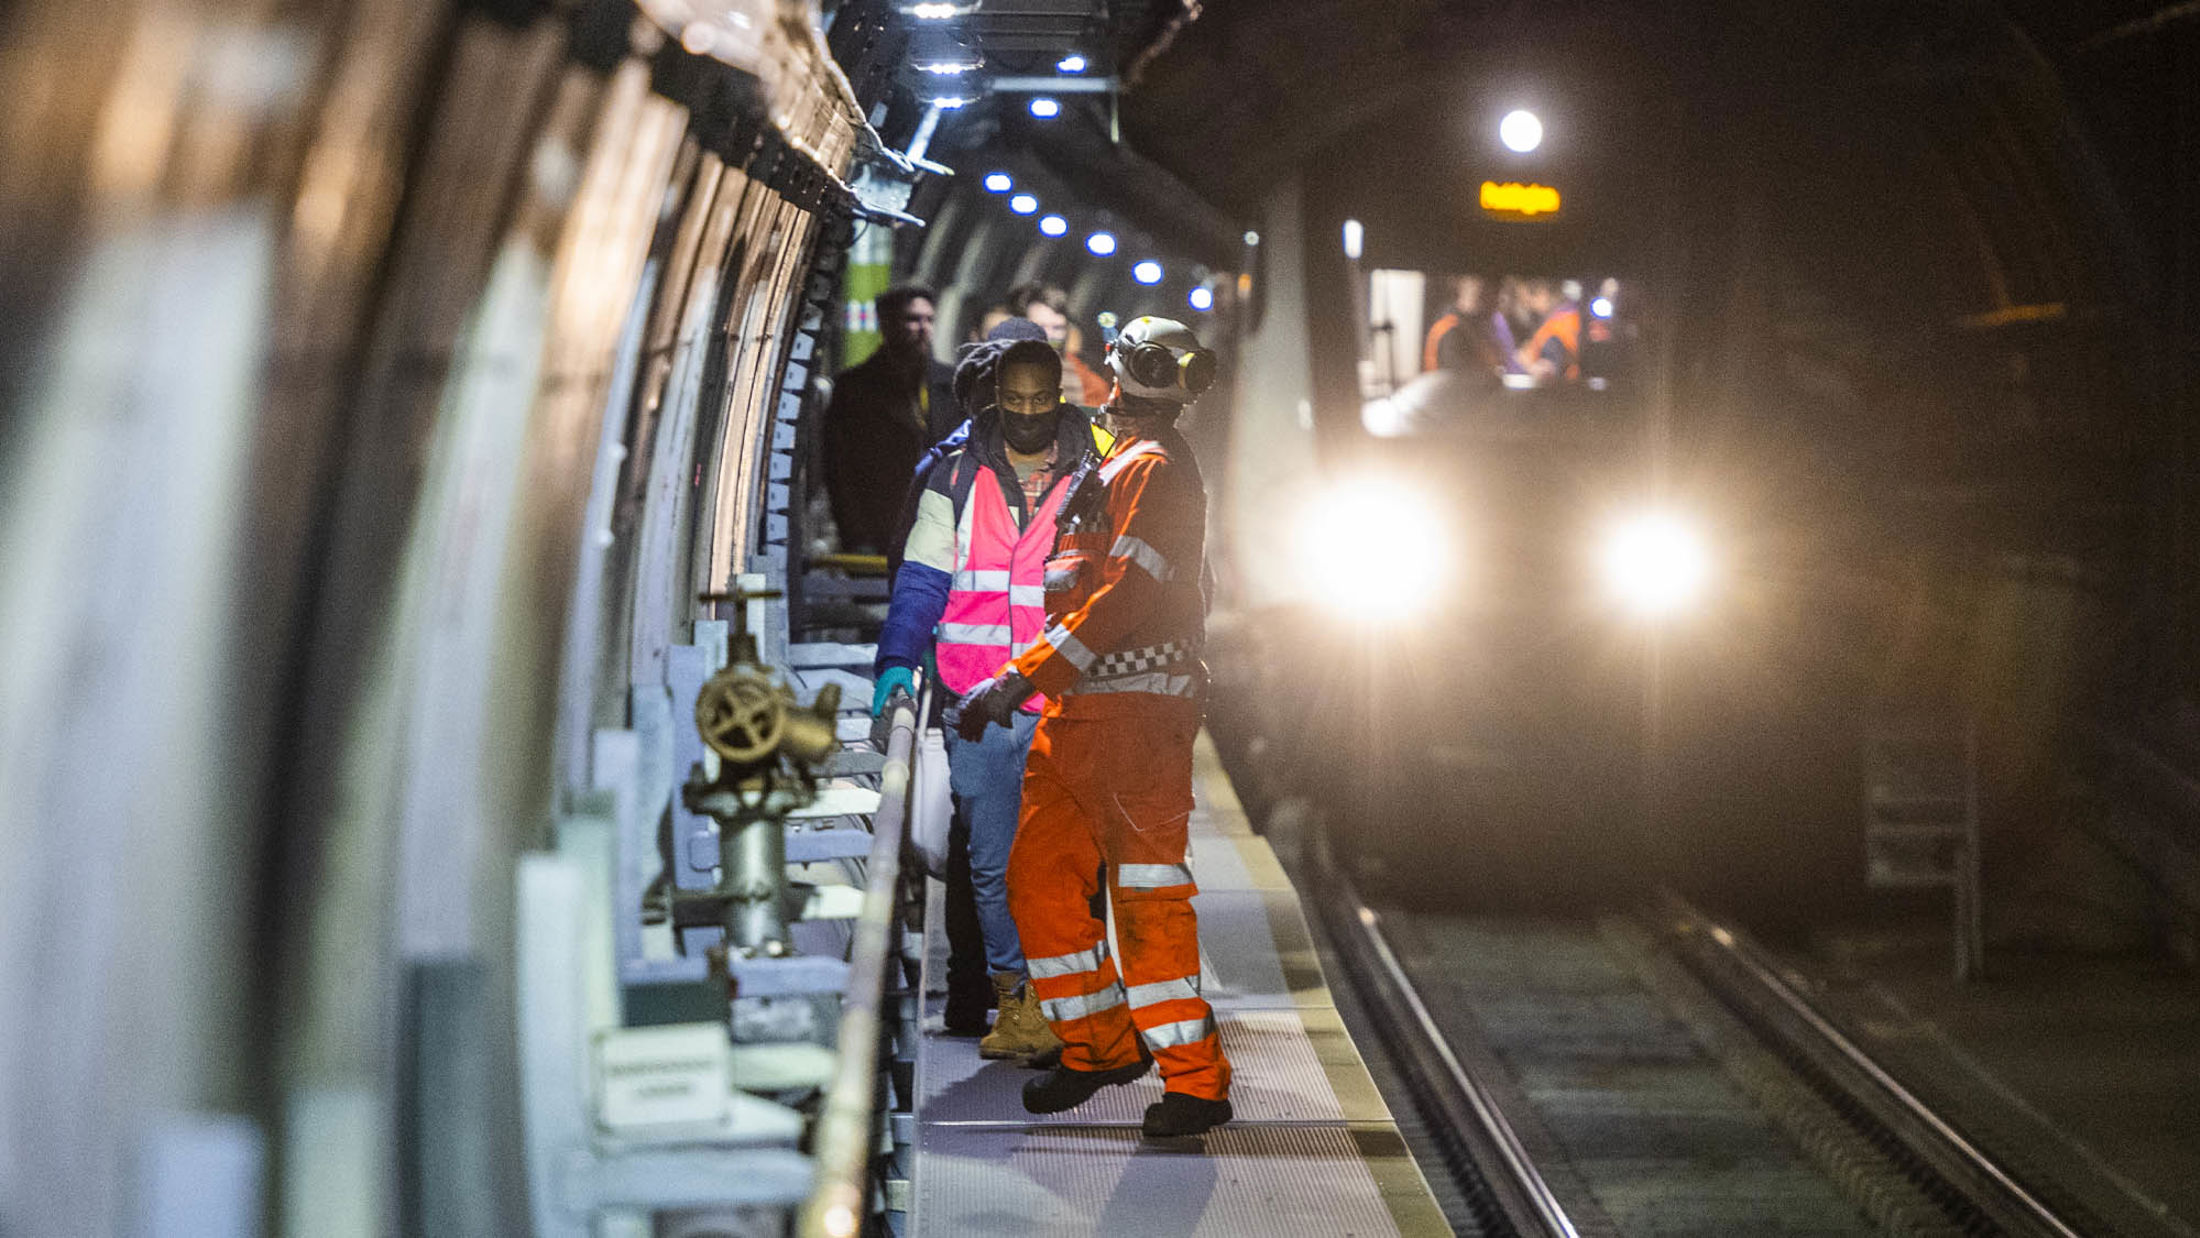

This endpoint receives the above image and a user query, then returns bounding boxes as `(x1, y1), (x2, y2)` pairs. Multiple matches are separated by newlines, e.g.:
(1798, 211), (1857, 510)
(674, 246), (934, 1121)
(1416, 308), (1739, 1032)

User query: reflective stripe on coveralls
(1027, 942), (1107, 980)
(1116, 863), (1195, 889)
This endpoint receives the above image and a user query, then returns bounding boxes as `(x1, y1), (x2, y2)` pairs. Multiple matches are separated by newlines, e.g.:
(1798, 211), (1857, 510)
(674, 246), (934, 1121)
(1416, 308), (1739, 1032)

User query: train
(1205, 58), (1839, 910)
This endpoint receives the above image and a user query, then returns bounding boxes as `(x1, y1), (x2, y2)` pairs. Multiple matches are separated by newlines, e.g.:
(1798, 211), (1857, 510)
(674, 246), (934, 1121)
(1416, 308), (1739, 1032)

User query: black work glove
(951, 672), (1035, 742)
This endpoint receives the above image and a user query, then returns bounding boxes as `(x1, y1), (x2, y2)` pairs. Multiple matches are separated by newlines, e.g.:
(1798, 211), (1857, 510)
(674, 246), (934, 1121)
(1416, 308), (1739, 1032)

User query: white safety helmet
(1105, 316), (1218, 404)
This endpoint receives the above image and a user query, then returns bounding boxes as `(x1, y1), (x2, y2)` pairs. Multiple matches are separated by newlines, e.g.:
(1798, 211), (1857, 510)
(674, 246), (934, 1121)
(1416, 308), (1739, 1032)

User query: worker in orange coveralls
(950, 316), (1232, 1139)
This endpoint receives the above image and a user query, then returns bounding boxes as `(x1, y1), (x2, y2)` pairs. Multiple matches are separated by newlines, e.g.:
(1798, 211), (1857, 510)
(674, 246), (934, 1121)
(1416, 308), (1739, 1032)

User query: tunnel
(2, 0), (2197, 1234)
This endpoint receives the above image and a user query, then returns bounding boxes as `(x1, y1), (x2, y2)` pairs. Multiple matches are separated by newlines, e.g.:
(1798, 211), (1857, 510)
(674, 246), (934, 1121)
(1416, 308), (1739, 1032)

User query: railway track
(1293, 818), (2098, 1238)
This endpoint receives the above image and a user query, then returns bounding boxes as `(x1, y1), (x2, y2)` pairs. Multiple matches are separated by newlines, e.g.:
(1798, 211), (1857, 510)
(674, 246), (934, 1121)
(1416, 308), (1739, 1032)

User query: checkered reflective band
(1089, 640), (1193, 678)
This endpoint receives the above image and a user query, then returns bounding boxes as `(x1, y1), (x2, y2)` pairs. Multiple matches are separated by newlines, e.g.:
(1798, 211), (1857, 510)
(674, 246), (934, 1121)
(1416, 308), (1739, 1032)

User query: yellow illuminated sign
(1480, 181), (1562, 217)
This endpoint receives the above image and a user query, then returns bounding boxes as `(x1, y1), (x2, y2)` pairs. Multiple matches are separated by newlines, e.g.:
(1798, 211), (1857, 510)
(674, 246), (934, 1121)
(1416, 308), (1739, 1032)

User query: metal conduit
(798, 691), (920, 1238)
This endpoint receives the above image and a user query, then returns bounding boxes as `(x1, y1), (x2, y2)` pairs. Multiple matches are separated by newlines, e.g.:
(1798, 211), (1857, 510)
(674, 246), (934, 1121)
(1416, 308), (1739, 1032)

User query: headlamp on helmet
(1106, 316), (1218, 403)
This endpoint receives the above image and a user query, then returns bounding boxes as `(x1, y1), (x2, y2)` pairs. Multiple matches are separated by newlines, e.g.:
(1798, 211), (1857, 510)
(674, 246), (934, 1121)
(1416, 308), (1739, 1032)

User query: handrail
(807, 553), (891, 577)
(797, 689), (919, 1238)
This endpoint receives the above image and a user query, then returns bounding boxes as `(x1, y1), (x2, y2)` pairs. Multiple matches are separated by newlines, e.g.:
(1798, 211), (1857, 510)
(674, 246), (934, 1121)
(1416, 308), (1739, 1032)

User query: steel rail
(1315, 850), (1580, 1238)
(797, 691), (919, 1238)
(1660, 890), (2085, 1238)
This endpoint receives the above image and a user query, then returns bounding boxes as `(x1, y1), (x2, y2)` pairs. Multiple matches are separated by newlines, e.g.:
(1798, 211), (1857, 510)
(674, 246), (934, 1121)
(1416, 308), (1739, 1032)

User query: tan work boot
(979, 972), (1065, 1062)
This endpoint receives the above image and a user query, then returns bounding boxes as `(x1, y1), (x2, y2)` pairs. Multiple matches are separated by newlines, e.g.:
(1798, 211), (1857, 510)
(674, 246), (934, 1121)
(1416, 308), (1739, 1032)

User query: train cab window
(1357, 269), (1638, 436)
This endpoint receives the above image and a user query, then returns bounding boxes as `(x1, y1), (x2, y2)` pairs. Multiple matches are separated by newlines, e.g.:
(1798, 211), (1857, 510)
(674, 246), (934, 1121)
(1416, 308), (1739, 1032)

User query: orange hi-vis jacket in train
(1004, 427), (1230, 1101)
(1521, 303), (1582, 380)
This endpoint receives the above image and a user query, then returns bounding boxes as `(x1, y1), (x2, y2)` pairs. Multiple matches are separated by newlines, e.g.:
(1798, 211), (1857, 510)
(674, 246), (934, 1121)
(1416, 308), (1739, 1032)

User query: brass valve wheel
(695, 669), (787, 766)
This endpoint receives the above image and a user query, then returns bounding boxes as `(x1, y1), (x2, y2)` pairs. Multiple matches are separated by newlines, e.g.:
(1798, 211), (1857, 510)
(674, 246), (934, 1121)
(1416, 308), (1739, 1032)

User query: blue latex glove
(872, 666), (917, 717)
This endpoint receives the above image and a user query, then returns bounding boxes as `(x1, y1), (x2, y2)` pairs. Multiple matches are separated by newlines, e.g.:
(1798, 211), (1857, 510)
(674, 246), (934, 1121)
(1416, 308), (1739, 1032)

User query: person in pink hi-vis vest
(873, 338), (1107, 1061)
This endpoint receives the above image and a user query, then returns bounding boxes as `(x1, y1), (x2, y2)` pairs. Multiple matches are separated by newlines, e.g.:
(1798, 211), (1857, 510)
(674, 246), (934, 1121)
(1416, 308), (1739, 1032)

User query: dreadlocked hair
(952, 338), (1015, 417)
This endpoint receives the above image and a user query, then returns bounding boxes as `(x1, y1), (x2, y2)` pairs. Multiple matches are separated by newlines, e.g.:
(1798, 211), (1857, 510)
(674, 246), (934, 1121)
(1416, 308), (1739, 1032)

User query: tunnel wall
(0, 1), (859, 1231)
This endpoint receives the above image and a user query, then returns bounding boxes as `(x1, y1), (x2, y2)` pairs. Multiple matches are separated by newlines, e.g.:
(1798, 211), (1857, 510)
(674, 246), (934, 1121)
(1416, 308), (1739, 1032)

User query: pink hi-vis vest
(935, 461), (1073, 710)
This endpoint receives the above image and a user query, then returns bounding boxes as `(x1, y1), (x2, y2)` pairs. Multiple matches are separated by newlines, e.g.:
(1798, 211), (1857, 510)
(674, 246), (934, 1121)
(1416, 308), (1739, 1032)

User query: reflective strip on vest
(1117, 863), (1194, 889)
(1126, 975), (1202, 1009)
(1047, 623), (1097, 671)
(1011, 584), (1047, 607)
(1029, 945), (1107, 980)
(1042, 983), (1126, 1024)
(1111, 534), (1173, 582)
(1075, 672), (1198, 699)
(939, 622), (1012, 645)
(1142, 1015), (1217, 1050)
(952, 569), (1012, 592)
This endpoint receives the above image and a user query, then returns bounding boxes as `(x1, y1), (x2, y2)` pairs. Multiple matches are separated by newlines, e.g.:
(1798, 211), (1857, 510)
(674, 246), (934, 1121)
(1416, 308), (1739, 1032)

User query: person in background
(1489, 277), (1530, 377)
(873, 336), (1106, 1062)
(972, 302), (1015, 343)
(821, 283), (958, 553)
(1517, 278), (1582, 382)
(1006, 281), (1113, 406)
(1423, 274), (1504, 374)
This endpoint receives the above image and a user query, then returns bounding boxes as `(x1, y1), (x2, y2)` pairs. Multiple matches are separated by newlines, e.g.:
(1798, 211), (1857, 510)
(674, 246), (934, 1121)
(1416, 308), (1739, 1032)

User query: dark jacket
(821, 348), (959, 553)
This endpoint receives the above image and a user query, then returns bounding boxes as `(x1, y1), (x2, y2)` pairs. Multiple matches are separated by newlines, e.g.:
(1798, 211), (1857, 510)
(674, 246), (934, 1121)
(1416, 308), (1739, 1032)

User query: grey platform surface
(907, 734), (1450, 1237)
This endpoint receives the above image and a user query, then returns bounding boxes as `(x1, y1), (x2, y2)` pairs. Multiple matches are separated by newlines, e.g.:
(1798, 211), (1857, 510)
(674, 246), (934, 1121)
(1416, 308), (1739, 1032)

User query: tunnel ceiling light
(1133, 260), (1165, 285)
(931, 95), (971, 109)
(1009, 193), (1039, 215)
(906, 2), (968, 19)
(1244, 230), (1261, 247)
(1039, 214), (1069, 237)
(1029, 96), (1062, 119)
(1342, 218), (1364, 261)
(983, 172), (1012, 193)
(1189, 286), (1215, 312)
(1057, 54), (1089, 73)
(1591, 295), (1614, 319)
(1086, 231), (1118, 256)
(1500, 108), (1543, 153)
(1599, 510), (1713, 620)
(918, 60), (979, 75)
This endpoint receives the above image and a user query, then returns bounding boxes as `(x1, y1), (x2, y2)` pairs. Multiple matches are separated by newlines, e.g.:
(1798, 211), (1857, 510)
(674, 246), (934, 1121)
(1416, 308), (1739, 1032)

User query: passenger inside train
(1394, 272), (1633, 393)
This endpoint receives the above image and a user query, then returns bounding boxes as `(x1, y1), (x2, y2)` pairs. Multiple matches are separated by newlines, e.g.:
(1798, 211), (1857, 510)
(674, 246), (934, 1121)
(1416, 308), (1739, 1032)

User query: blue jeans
(944, 709), (1039, 976)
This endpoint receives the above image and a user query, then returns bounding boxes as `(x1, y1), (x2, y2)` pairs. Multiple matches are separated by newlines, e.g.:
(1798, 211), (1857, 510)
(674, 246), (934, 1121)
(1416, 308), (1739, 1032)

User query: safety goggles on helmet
(1106, 316), (1218, 402)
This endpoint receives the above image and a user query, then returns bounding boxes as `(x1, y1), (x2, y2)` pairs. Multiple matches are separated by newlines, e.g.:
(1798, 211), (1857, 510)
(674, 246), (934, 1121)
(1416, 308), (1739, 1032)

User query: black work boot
(1142, 1092), (1233, 1138)
(1020, 1059), (1151, 1114)
(942, 972), (993, 1036)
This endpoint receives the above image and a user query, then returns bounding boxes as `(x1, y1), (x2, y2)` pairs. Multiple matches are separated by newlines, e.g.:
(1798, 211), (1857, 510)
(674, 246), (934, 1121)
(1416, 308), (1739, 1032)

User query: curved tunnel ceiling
(1114, 0), (2185, 302)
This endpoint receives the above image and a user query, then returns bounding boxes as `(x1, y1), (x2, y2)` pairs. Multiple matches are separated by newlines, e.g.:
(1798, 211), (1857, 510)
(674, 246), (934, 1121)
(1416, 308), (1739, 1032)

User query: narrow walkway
(905, 733), (1450, 1236)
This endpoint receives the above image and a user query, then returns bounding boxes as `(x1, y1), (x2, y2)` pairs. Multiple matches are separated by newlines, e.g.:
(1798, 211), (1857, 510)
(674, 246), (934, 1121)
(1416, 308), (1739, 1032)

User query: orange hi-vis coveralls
(1005, 426), (1230, 1102)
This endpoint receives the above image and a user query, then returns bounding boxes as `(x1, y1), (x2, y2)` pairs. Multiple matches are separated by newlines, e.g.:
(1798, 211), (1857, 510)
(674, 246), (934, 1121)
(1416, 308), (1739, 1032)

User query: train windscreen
(1357, 271), (1637, 436)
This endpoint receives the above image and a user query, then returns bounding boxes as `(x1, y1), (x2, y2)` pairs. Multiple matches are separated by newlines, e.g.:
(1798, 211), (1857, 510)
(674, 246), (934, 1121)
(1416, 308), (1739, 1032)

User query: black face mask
(1001, 406), (1060, 454)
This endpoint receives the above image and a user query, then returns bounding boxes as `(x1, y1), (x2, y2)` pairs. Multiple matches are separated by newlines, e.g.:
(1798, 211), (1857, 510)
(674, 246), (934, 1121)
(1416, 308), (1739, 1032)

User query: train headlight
(1299, 478), (1452, 622)
(1598, 510), (1712, 619)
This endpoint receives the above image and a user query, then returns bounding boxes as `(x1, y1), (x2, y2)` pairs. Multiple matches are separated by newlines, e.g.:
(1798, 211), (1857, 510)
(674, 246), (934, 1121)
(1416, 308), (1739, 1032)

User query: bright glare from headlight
(1600, 511), (1712, 619)
(1299, 478), (1450, 621)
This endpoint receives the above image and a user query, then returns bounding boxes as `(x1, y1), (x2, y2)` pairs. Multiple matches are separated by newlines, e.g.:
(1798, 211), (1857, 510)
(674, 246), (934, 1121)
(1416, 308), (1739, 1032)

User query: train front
(1217, 74), (1718, 903)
